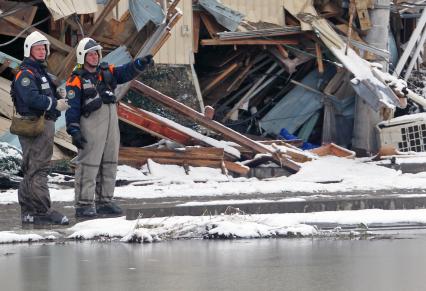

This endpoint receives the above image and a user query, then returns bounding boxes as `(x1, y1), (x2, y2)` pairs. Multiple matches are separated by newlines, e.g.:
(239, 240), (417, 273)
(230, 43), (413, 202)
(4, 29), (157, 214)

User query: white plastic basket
(376, 113), (426, 152)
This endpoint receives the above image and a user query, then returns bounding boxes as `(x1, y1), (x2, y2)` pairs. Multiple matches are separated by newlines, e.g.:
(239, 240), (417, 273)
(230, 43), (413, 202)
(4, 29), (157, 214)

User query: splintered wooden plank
(167, 0), (182, 20)
(201, 39), (299, 46)
(223, 161), (250, 175)
(130, 81), (301, 173)
(119, 147), (225, 161)
(310, 143), (355, 158)
(0, 4), (37, 37)
(201, 62), (240, 95)
(226, 63), (253, 93)
(4, 15), (72, 54)
(276, 45), (289, 58)
(315, 42), (324, 74)
(117, 102), (241, 160)
(119, 147), (249, 175)
(193, 11), (201, 53)
(118, 102), (193, 146)
(355, 0), (371, 31)
(200, 13), (224, 39)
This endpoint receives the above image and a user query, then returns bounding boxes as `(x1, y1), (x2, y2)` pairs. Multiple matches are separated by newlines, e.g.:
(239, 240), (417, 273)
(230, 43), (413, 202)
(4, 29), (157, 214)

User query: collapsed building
(0, 0), (426, 178)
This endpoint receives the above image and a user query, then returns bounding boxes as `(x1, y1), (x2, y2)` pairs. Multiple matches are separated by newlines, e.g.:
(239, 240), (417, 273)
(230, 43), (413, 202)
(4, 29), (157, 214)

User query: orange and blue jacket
(12, 58), (59, 119)
(65, 60), (145, 135)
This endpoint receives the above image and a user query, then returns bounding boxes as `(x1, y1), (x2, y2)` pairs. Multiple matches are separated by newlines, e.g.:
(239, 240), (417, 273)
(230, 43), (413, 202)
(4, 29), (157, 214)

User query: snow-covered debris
(3, 208), (426, 245)
(67, 217), (134, 239)
(65, 208), (426, 242)
(0, 142), (22, 175)
(121, 229), (158, 243)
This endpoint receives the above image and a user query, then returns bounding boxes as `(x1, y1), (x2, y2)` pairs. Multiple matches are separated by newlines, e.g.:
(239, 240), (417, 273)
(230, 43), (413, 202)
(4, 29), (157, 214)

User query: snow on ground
(0, 232), (44, 244)
(3, 208), (426, 244)
(116, 165), (152, 181)
(2, 157), (426, 204)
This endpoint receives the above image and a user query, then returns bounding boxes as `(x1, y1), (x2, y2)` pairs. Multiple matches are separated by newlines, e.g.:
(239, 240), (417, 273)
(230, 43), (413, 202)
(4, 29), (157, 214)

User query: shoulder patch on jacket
(20, 77), (31, 87)
(67, 89), (76, 99)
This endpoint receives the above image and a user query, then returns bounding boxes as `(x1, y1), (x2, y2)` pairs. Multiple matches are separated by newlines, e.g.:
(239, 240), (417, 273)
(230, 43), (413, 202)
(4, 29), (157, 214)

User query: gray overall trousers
(18, 120), (55, 215)
(74, 103), (120, 206)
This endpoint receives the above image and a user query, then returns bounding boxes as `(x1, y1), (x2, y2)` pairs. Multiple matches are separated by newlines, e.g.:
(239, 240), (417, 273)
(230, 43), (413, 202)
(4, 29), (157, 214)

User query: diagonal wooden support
(130, 80), (301, 173)
(393, 7), (426, 77)
(4, 15), (72, 54)
(117, 102), (240, 159)
(57, 0), (121, 80)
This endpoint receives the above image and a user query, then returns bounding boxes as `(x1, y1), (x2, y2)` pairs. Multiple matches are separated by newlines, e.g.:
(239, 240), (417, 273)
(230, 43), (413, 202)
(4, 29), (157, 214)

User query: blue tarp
(260, 67), (335, 136)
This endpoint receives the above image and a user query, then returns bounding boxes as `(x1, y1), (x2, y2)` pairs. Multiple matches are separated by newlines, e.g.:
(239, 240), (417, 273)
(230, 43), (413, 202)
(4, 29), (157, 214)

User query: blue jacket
(11, 58), (60, 119)
(65, 60), (145, 135)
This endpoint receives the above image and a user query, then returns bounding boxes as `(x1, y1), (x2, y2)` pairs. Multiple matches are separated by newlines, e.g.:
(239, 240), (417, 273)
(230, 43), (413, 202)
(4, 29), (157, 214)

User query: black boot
(21, 213), (35, 224)
(96, 202), (123, 215)
(26, 210), (69, 225)
(75, 205), (97, 218)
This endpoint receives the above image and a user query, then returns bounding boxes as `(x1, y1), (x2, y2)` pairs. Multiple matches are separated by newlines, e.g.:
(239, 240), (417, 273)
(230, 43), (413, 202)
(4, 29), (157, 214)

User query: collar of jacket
(21, 58), (47, 75)
(73, 67), (100, 79)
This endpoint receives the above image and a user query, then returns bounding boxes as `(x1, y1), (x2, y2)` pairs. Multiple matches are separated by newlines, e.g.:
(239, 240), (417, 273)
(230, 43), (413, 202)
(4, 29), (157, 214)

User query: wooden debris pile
(1, 1), (426, 177)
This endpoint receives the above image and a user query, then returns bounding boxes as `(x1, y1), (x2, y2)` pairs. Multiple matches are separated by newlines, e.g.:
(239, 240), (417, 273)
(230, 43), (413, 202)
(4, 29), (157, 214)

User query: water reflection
(0, 238), (425, 291)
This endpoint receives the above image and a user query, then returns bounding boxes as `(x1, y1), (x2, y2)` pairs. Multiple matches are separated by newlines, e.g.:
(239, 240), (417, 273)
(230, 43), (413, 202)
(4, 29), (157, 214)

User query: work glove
(135, 55), (154, 70)
(56, 87), (66, 98)
(55, 98), (70, 111)
(71, 131), (87, 150)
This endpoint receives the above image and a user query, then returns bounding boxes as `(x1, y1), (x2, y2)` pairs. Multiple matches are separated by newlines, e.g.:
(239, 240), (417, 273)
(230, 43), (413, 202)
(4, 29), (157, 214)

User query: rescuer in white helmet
(65, 37), (154, 218)
(11, 31), (70, 225)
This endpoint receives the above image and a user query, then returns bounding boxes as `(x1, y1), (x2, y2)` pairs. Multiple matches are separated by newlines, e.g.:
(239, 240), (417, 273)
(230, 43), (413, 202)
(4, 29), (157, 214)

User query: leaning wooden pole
(129, 80), (301, 173)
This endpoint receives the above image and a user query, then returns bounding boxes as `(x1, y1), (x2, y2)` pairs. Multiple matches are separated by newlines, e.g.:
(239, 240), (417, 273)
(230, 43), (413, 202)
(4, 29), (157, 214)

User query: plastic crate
(376, 113), (426, 153)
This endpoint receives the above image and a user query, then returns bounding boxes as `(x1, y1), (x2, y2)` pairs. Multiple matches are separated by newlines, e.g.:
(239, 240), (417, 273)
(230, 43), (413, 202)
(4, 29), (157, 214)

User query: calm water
(0, 237), (425, 291)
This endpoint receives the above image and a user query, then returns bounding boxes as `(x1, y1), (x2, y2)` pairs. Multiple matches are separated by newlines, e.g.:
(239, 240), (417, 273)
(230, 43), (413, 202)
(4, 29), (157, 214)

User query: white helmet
(76, 37), (103, 65)
(24, 31), (50, 59)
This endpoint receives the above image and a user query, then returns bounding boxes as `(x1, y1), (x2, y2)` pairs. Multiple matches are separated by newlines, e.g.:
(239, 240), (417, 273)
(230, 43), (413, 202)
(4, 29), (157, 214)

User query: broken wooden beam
(117, 102), (194, 146)
(315, 42), (324, 73)
(199, 13), (223, 39)
(202, 62), (240, 95)
(4, 15), (72, 54)
(193, 11), (201, 53)
(201, 39), (299, 46)
(119, 147), (224, 161)
(117, 102), (240, 160)
(0, 3), (37, 37)
(119, 147), (249, 175)
(129, 80), (301, 173)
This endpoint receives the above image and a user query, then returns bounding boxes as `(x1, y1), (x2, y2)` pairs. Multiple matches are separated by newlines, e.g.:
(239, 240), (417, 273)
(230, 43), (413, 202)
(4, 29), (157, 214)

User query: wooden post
(315, 42), (324, 74)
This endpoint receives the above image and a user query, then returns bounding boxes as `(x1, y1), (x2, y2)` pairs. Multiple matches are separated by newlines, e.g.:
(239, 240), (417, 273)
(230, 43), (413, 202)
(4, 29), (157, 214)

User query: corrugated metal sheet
(199, 0), (244, 32)
(102, 45), (132, 66)
(129, 0), (165, 31)
(260, 68), (335, 136)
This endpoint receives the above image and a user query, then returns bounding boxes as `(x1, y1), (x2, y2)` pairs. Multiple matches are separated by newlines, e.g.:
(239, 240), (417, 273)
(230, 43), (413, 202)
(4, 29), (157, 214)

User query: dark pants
(18, 120), (55, 215)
